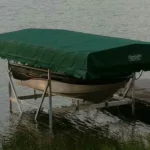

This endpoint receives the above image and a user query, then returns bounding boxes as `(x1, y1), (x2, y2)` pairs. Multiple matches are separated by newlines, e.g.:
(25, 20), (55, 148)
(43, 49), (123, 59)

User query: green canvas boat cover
(0, 28), (150, 79)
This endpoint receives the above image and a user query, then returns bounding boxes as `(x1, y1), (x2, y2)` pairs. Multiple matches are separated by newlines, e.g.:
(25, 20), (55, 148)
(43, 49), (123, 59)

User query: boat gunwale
(10, 62), (131, 85)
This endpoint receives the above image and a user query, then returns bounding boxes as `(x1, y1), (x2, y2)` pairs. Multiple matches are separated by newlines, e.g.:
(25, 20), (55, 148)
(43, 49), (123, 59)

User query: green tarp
(0, 28), (149, 79)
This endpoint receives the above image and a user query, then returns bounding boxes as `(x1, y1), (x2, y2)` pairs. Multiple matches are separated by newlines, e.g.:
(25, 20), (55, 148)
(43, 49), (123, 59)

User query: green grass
(1, 122), (150, 150)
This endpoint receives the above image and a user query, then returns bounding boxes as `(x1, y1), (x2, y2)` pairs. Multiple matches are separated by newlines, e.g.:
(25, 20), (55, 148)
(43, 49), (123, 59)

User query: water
(1, 0), (150, 146)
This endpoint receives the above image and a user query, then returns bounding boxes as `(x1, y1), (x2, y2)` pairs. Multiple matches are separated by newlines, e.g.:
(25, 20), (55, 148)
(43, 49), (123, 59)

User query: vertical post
(123, 78), (132, 98)
(34, 89), (36, 100)
(76, 100), (80, 111)
(132, 74), (135, 116)
(34, 82), (49, 121)
(8, 61), (12, 112)
(9, 82), (12, 112)
(8, 71), (22, 114)
(48, 69), (53, 134)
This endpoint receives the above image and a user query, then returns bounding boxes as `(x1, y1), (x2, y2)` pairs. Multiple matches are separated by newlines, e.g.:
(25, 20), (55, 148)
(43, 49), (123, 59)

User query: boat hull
(15, 78), (128, 103)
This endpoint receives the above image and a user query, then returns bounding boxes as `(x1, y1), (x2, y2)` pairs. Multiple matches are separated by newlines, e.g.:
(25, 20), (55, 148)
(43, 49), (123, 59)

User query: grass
(1, 121), (150, 150)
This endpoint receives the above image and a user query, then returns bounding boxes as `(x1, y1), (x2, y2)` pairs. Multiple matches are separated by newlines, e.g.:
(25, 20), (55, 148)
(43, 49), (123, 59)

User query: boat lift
(0, 28), (150, 136)
(7, 61), (138, 134)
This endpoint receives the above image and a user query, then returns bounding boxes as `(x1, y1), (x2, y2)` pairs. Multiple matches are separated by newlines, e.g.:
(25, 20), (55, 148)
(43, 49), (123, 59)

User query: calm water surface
(1, 0), (150, 143)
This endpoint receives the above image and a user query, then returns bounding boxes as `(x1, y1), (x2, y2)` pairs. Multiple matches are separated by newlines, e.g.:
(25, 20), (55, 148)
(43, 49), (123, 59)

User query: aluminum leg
(8, 82), (12, 112)
(76, 100), (80, 111)
(34, 82), (49, 121)
(34, 89), (37, 100)
(8, 71), (22, 114)
(48, 69), (53, 133)
(8, 61), (12, 113)
(123, 78), (133, 98)
(132, 74), (136, 116)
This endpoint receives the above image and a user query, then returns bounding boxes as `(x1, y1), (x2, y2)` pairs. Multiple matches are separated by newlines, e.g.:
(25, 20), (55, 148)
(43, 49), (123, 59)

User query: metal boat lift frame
(7, 61), (136, 134)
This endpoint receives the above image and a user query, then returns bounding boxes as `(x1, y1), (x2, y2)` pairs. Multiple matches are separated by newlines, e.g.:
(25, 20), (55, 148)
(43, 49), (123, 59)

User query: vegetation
(1, 121), (150, 150)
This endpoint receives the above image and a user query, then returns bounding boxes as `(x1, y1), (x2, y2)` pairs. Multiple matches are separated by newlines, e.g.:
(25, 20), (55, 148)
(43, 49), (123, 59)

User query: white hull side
(15, 79), (128, 103)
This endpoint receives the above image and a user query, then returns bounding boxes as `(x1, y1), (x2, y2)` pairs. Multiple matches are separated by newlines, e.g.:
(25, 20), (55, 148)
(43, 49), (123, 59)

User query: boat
(10, 63), (130, 103)
(0, 29), (150, 103)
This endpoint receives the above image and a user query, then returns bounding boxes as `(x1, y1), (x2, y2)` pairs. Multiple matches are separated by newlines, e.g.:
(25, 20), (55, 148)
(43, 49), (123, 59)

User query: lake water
(1, 0), (150, 147)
